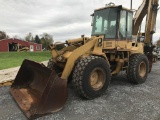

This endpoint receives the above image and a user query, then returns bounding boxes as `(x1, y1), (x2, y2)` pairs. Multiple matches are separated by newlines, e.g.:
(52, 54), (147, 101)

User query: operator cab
(91, 5), (133, 40)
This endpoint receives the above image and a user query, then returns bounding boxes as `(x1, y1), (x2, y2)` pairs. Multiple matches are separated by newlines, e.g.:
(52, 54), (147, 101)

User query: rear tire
(127, 54), (149, 84)
(72, 56), (111, 99)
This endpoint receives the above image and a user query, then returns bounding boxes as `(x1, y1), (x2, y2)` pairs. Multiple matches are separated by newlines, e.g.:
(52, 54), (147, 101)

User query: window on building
(36, 45), (40, 50)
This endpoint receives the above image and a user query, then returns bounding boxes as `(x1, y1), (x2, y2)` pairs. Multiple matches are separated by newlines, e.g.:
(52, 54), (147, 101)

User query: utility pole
(131, 0), (132, 9)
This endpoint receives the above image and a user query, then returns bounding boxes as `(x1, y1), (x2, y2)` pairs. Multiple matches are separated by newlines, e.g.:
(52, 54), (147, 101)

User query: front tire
(47, 58), (62, 73)
(72, 56), (111, 99)
(127, 54), (149, 84)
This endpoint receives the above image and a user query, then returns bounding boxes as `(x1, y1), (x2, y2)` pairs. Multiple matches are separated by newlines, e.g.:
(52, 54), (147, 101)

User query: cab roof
(94, 5), (133, 12)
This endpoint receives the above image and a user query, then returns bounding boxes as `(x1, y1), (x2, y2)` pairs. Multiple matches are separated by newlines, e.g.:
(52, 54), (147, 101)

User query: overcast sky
(0, 0), (160, 42)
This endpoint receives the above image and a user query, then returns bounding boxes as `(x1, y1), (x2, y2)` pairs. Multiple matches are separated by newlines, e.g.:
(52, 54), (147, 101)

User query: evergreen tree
(35, 35), (40, 43)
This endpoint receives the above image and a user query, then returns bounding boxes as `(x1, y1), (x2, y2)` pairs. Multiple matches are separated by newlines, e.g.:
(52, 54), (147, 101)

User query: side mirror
(137, 37), (144, 42)
(91, 14), (94, 26)
(139, 37), (144, 42)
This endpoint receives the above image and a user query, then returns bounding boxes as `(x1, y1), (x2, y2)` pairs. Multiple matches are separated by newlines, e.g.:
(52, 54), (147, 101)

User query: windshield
(92, 8), (118, 39)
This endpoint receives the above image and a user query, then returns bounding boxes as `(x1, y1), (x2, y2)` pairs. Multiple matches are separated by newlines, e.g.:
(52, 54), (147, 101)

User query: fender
(61, 38), (98, 79)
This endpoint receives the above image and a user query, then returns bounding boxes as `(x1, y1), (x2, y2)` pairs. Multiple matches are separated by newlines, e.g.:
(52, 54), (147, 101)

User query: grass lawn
(0, 51), (51, 70)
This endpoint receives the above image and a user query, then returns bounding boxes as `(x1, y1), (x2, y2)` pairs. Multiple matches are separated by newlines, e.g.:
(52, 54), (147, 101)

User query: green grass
(0, 51), (51, 70)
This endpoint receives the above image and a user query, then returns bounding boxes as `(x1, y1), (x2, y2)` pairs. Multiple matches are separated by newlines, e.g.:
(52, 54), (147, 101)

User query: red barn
(0, 38), (42, 52)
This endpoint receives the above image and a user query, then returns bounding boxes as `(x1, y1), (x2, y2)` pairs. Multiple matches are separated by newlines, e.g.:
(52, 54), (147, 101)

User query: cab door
(117, 10), (133, 50)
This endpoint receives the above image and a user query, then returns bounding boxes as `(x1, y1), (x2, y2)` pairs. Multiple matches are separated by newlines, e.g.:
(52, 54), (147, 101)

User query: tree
(6, 35), (10, 39)
(0, 31), (9, 40)
(40, 33), (54, 49)
(13, 35), (21, 39)
(35, 35), (40, 44)
(25, 32), (34, 42)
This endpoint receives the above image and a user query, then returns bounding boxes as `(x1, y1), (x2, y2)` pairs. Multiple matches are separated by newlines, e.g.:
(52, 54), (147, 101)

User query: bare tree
(25, 32), (34, 42)
(40, 33), (54, 49)
(13, 35), (21, 39)
(0, 31), (9, 40)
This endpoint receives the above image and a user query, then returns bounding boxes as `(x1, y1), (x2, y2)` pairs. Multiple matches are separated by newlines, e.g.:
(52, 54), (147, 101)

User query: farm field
(0, 51), (51, 70)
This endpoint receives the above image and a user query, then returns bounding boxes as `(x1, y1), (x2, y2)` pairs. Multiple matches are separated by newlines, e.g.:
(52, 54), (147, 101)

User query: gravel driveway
(0, 61), (160, 120)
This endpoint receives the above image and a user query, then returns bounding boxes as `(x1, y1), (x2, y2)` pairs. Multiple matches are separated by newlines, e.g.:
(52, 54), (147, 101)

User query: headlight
(98, 38), (102, 46)
(98, 38), (102, 43)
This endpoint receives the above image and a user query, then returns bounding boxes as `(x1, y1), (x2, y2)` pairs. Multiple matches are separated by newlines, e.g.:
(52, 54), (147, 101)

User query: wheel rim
(89, 67), (106, 90)
(139, 61), (146, 78)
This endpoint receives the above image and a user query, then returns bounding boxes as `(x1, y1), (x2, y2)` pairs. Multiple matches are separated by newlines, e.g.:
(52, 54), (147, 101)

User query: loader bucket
(10, 59), (67, 119)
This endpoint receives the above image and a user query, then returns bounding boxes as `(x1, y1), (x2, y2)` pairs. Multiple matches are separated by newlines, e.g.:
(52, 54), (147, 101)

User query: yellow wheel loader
(10, 0), (159, 119)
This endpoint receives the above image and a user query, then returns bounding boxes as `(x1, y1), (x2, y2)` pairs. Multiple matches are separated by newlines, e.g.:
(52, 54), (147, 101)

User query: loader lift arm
(133, 0), (159, 43)
(133, 0), (159, 72)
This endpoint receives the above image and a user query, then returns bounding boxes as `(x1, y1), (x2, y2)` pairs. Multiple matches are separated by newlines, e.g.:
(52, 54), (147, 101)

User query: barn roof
(0, 38), (41, 45)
